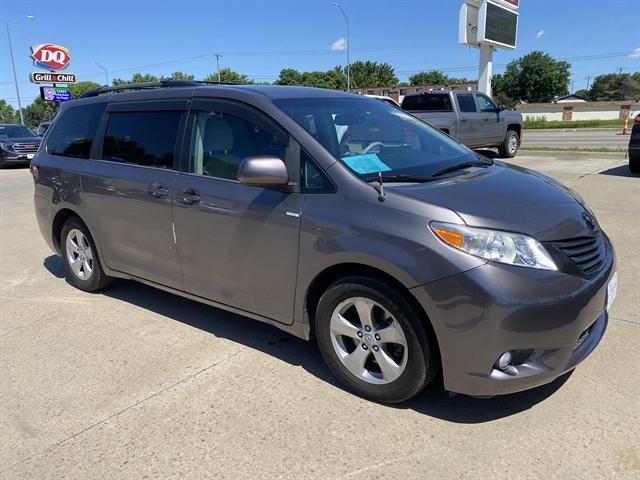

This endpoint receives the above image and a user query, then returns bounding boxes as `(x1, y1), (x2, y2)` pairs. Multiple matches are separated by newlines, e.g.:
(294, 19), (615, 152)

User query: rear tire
(498, 129), (519, 158)
(60, 217), (113, 292)
(315, 276), (437, 403)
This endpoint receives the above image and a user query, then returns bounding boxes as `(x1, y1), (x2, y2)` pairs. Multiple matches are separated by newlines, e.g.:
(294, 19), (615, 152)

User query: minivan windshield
(0, 124), (37, 139)
(274, 97), (477, 179)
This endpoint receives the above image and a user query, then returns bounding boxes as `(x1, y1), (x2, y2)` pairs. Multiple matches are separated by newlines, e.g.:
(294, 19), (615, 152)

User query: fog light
(496, 351), (512, 371)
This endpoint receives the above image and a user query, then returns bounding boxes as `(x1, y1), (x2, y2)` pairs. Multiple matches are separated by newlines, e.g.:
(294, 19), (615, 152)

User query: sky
(2, 0), (639, 109)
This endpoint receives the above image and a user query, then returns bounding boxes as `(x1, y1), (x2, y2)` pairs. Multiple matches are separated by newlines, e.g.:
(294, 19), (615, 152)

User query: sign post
(459, 0), (519, 95)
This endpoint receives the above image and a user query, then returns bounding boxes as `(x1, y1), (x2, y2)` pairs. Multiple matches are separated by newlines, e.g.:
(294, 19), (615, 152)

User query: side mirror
(237, 156), (289, 187)
(496, 104), (507, 112)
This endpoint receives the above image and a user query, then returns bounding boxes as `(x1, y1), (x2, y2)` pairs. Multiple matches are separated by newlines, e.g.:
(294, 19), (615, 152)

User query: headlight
(430, 222), (557, 271)
(0, 142), (10, 151)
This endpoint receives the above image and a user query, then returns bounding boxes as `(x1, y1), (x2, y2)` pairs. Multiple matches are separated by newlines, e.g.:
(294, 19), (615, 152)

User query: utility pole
(586, 75), (591, 91)
(91, 61), (109, 85)
(6, 16), (35, 124)
(214, 53), (223, 82)
(331, 2), (350, 91)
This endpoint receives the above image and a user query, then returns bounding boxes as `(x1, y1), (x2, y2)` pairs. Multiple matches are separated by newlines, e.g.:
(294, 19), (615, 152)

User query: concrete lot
(1, 152), (639, 479)
(521, 128), (630, 149)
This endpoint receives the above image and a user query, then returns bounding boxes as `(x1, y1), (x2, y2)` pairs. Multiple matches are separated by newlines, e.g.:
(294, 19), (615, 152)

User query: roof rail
(79, 79), (237, 98)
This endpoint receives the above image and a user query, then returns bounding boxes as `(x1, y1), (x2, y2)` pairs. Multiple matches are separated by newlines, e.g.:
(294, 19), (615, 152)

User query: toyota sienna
(31, 81), (616, 403)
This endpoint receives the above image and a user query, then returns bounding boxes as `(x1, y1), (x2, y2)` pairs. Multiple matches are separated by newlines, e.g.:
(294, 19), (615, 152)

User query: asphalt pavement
(521, 128), (630, 149)
(1, 153), (639, 479)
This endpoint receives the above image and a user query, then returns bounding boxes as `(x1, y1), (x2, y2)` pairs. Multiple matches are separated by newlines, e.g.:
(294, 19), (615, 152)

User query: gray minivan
(32, 81), (616, 403)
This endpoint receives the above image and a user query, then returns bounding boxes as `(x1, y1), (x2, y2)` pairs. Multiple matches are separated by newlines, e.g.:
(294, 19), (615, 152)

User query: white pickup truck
(401, 91), (523, 158)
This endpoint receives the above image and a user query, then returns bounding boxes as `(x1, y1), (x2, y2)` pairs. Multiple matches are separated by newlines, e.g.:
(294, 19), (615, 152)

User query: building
(554, 94), (587, 103)
(352, 82), (478, 104)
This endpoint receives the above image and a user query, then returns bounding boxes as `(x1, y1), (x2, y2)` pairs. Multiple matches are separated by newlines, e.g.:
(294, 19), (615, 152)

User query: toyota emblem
(582, 211), (596, 231)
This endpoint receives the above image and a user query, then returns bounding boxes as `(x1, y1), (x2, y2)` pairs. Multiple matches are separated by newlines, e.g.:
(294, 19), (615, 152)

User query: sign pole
(478, 43), (494, 96)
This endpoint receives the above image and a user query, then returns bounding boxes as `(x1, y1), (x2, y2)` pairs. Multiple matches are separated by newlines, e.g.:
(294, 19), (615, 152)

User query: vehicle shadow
(43, 254), (573, 424)
(599, 164), (638, 177)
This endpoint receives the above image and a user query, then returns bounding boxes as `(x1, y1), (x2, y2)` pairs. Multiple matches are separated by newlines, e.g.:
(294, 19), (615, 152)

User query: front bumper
(1, 152), (35, 164)
(410, 244), (615, 396)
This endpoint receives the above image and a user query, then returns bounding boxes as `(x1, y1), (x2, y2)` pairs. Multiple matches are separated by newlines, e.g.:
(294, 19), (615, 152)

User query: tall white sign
(459, 0), (520, 96)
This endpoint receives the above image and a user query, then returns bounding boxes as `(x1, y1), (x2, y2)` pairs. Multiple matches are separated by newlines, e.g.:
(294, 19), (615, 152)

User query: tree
(23, 97), (58, 129)
(69, 81), (101, 99)
(275, 68), (303, 85)
(0, 100), (18, 123)
(204, 68), (252, 84)
(348, 61), (398, 88)
(588, 73), (640, 101)
(112, 73), (160, 85)
(169, 71), (195, 80)
(409, 70), (450, 85)
(492, 51), (570, 103)
(573, 88), (590, 100)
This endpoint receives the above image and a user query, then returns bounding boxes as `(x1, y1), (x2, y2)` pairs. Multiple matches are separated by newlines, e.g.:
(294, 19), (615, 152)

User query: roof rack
(79, 79), (237, 98)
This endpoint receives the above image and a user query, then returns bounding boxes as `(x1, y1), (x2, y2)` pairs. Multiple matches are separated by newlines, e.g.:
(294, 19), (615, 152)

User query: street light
(91, 61), (109, 85)
(330, 2), (350, 91)
(6, 15), (35, 125)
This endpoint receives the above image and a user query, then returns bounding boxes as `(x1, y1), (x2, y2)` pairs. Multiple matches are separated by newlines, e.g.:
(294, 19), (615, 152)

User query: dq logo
(30, 44), (71, 71)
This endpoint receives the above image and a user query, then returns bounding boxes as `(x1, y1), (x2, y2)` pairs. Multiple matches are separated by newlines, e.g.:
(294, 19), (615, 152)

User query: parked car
(32, 81), (615, 403)
(401, 91), (523, 158)
(629, 114), (640, 174)
(0, 124), (41, 168)
(364, 94), (401, 108)
(36, 121), (52, 136)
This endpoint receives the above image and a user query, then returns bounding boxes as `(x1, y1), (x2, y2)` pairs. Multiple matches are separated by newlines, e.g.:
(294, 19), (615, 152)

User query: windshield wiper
(431, 159), (493, 178)
(365, 174), (433, 183)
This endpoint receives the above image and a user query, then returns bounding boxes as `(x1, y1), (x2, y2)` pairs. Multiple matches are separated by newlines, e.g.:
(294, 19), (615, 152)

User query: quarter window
(47, 103), (106, 159)
(189, 111), (287, 180)
(456, 94), (477, 113)
(476, 93), (497, 112)
(102, 111), (182, 168)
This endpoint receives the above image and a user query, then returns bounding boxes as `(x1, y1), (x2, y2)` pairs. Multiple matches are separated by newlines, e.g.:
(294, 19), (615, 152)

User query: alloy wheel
(65, 228), (94, 281)
(329, 296), (409, 384)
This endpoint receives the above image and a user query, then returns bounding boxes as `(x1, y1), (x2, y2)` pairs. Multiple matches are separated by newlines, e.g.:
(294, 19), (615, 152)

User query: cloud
(330, 38), (347, 51)
(535, 30), (545, 40)
(629, 48), (640, 59)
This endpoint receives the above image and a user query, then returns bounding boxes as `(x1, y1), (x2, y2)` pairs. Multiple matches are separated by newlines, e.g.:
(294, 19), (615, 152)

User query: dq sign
(30, 44), (71, 71)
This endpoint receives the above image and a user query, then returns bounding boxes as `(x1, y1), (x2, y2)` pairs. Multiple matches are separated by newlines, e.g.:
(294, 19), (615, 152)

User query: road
(522, 128), (629, 149)
(1, 154), (639, 479)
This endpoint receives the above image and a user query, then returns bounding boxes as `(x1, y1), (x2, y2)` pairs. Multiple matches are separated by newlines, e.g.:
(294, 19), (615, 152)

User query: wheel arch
(304, 263), (441, 362)
(507, 124), (521, 141)
(51, 208), (82, 255)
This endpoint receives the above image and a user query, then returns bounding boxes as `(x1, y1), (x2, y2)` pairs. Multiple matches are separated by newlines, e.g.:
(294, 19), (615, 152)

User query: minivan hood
(389, 163), (593, 241)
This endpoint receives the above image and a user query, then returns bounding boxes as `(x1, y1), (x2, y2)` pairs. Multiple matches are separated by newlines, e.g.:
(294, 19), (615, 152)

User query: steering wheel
(361, 141), (385, 155)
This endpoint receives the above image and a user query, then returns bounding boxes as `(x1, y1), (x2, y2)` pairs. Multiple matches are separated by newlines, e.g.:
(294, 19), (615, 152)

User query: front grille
(552, 233), (607, 275)
(12, 143), (40, 154)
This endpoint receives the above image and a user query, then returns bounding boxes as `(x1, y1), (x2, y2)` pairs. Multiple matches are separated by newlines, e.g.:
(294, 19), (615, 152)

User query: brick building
(351, 82), (478, 104)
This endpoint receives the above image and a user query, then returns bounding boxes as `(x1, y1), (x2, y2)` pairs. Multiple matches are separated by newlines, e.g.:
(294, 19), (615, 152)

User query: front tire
(315, 277), (437, 403)
(498, 129), (520, 158)
(61, 217), (112, 292)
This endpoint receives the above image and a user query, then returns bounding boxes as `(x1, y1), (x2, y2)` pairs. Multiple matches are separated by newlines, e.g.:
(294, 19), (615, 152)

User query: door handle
(176, 187), (201, 205)
(460, 116), (468, 122)
(482, 116), (489, 121)
(147, 181), (169, 199)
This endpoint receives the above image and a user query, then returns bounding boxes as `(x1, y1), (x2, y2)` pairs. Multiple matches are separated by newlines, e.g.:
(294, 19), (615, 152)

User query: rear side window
(102, 111), (182, 168)
(456, 94), (477, 113)
(47, 103), (106, 159)
(401, 94), (452, 111)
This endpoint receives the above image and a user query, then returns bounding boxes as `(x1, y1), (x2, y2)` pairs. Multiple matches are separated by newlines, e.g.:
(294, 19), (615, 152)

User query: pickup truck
(401, 91), (523, 158)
